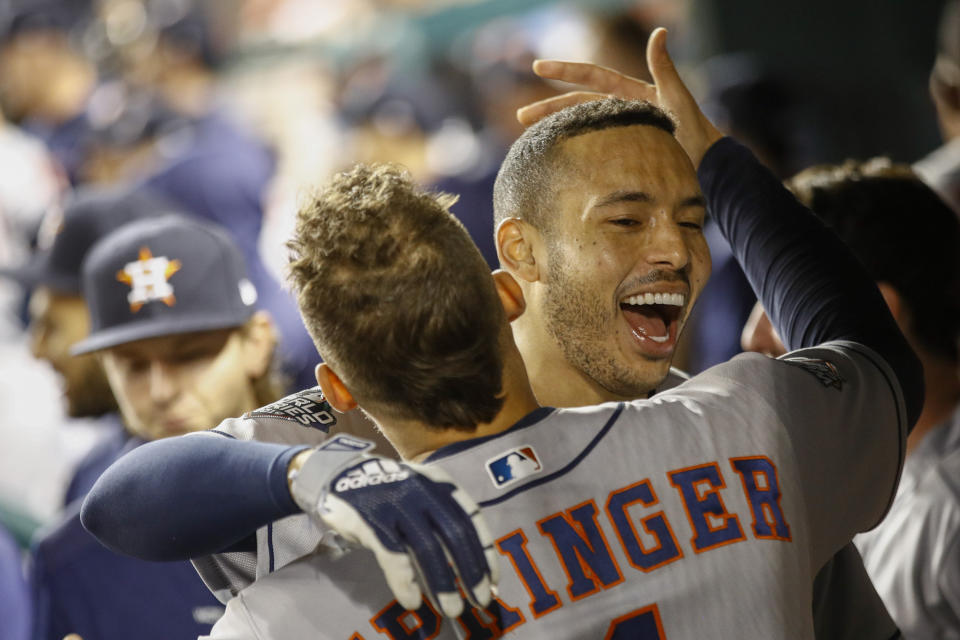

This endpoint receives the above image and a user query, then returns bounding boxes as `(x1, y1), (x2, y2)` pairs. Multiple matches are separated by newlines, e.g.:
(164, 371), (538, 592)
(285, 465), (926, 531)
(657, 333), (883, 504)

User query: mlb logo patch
(487, 446), (542, 489)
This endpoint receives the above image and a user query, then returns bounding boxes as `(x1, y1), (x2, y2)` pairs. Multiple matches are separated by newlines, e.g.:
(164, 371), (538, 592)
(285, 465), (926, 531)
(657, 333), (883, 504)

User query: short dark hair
(493, 98), (676, 233)
(788, 160), (960, 361)
(287, 164), (505, 430)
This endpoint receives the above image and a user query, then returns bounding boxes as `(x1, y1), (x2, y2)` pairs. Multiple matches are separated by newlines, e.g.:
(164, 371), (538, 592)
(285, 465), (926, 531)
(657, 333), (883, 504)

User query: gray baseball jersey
(190, 388), (381, 603)
(192, 371), (692, 604)
(855, 402), (960, 637)
(202, 342), (906, 639)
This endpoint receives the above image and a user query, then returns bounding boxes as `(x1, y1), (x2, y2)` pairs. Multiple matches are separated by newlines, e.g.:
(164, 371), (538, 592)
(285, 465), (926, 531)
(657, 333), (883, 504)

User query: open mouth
(619, 292), (686, 350)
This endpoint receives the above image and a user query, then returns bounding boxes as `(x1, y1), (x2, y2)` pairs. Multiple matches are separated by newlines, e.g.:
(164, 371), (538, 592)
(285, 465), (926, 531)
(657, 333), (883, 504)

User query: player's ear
(876, 282), (909, 331)
(496, 218), (541, 283)
(239, 310), (277, 379)
(492, 270), (526, 321)
(315, 363), (358, 413)
(740, 301), (785, 357)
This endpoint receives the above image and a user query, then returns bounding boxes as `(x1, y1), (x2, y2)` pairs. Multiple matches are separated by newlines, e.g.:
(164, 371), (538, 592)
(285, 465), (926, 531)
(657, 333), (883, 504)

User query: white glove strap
(289, 434), (375, 512)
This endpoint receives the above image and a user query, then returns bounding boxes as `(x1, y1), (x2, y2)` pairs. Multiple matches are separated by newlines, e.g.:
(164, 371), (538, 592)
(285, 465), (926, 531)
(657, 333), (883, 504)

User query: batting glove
(288, 435), (499, 618)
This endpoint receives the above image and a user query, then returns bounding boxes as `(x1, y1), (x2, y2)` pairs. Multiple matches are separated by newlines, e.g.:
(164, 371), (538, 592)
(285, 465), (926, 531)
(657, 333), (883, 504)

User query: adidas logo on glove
(335, 459), (411, 492)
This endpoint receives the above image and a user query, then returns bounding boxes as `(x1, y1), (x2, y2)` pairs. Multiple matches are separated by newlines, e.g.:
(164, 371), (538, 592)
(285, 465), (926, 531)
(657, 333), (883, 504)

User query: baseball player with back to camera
(84, 29), (922, 638)
(88, 29), (898, 640)
(86, 36), (897, 640)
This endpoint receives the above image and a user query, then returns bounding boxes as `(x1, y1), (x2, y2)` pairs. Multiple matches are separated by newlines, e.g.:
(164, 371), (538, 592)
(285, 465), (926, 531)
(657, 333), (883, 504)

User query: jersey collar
(423, 406), (556, 463)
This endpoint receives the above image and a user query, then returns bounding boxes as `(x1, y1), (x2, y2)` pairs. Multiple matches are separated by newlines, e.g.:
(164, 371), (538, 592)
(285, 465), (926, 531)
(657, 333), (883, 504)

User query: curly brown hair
(287, 164), (505, 430)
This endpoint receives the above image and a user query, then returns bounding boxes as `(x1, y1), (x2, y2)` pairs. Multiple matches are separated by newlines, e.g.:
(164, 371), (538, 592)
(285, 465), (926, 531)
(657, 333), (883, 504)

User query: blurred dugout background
(0, 0), (948, 528)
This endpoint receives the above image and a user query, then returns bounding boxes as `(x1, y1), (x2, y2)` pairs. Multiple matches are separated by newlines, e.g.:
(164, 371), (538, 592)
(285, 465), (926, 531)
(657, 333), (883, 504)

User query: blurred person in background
(29, 214), (282, 640)
(0, 188), (175, 508)
(337, 57), (445, 184)
(0, 0), (98, 184)
(0, 111), (69, 534)
(915, 0), (960, 212)
(741, 161), (960, 637)
(75, 84), (183, 185)
(432, 19), (559, 267)
(100, 0), (318, 390)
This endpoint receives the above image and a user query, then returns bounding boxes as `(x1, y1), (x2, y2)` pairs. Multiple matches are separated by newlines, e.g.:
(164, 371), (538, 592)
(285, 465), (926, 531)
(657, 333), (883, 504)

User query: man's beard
(542, 254), (665, 400)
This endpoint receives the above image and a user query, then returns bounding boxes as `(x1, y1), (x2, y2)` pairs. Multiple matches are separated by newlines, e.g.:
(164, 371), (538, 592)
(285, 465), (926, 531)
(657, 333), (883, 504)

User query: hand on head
(517, 27), (723, 168)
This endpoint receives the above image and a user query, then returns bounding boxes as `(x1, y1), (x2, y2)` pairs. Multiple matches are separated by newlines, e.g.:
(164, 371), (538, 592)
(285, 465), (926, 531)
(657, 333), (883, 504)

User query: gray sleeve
(198, 413), (330, 600)
(704, 342), (906, 568)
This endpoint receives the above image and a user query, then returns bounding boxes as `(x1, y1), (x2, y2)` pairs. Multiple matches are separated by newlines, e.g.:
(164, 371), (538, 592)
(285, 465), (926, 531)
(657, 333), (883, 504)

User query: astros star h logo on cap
(116, 246), (182, 312)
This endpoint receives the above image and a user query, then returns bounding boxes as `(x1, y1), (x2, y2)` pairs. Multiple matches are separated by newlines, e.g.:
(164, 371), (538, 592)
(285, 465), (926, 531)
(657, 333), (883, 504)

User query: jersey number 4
(605, 604), (666, 639)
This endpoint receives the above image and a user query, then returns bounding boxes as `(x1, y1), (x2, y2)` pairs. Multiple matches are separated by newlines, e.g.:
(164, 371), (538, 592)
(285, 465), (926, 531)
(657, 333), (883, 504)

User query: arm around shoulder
(80, 433), (307, 561)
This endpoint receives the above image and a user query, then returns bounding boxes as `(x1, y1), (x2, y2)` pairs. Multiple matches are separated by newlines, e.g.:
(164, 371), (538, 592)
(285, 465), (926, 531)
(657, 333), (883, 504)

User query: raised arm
(519, 28), (923, 428)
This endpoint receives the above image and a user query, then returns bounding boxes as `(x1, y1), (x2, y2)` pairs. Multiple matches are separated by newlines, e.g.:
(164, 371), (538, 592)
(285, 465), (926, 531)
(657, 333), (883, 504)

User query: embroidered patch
(486, 446), (542, 489)
(248, 387), (338, 430)
(782, 357), (844, 390)
(116, 246), (181, 312)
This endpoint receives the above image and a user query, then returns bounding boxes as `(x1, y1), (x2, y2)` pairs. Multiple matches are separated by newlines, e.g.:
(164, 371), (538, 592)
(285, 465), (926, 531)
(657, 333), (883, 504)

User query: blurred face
(29, 287), (116, 417)
(99, 327), (261, 441)
(740, 302), (787, 357)
(0, 32), (71, 120)
(529, 125), (710, 399)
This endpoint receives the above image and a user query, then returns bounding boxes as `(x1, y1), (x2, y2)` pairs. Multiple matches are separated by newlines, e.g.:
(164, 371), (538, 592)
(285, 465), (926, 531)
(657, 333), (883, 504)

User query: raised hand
(517, 27), (723, 168)
(288, 435), (498, 618)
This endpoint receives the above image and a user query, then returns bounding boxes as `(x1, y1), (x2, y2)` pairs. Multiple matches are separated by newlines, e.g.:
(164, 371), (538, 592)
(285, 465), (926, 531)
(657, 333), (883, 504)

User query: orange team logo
(116, 247), (182, 312)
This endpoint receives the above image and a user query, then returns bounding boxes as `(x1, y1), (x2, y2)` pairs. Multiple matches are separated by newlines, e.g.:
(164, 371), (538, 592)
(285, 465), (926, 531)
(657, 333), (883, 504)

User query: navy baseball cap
(0, 187), (176, 295)
(0, 0), (92, 41)
(71, 215), (258, 355)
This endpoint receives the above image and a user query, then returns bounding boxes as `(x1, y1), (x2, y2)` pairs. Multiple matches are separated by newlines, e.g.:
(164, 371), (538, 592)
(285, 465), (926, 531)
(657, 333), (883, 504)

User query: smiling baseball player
(84, 29), (922, 638)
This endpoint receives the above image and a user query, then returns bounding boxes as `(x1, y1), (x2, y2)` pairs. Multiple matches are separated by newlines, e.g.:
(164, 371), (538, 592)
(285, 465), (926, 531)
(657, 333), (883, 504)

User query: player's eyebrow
(592, 192), (706, 211)
(594, 190), (654, 208)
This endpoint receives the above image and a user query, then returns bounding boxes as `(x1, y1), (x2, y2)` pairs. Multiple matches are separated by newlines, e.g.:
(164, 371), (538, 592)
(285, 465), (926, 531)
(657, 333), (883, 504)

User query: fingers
(414, 464), (494, 608)
(321, 495), (423, 611)
(645, 28), (676, 88)
(373, 545), (423, 612)
(447, 479), (500, 592)
(645, 28), (695, 107)
(518, 58), (657, 127)
(644, 27), (723, 167)
(532, 60), (646, 98)
(475, 513), (500, 589)
(399, 519), (463, 617)
(517, 91), (607, 126)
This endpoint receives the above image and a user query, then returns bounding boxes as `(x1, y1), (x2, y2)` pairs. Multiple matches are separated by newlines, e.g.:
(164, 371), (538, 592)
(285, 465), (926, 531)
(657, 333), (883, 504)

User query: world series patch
(782, 357), (844, 390)
(247, 387), (338, 430)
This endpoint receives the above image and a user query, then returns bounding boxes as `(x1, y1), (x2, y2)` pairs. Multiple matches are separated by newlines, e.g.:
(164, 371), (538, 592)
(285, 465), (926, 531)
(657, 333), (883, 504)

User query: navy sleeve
(698, 137), (924, 428)
(80, 435), (309, 561)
